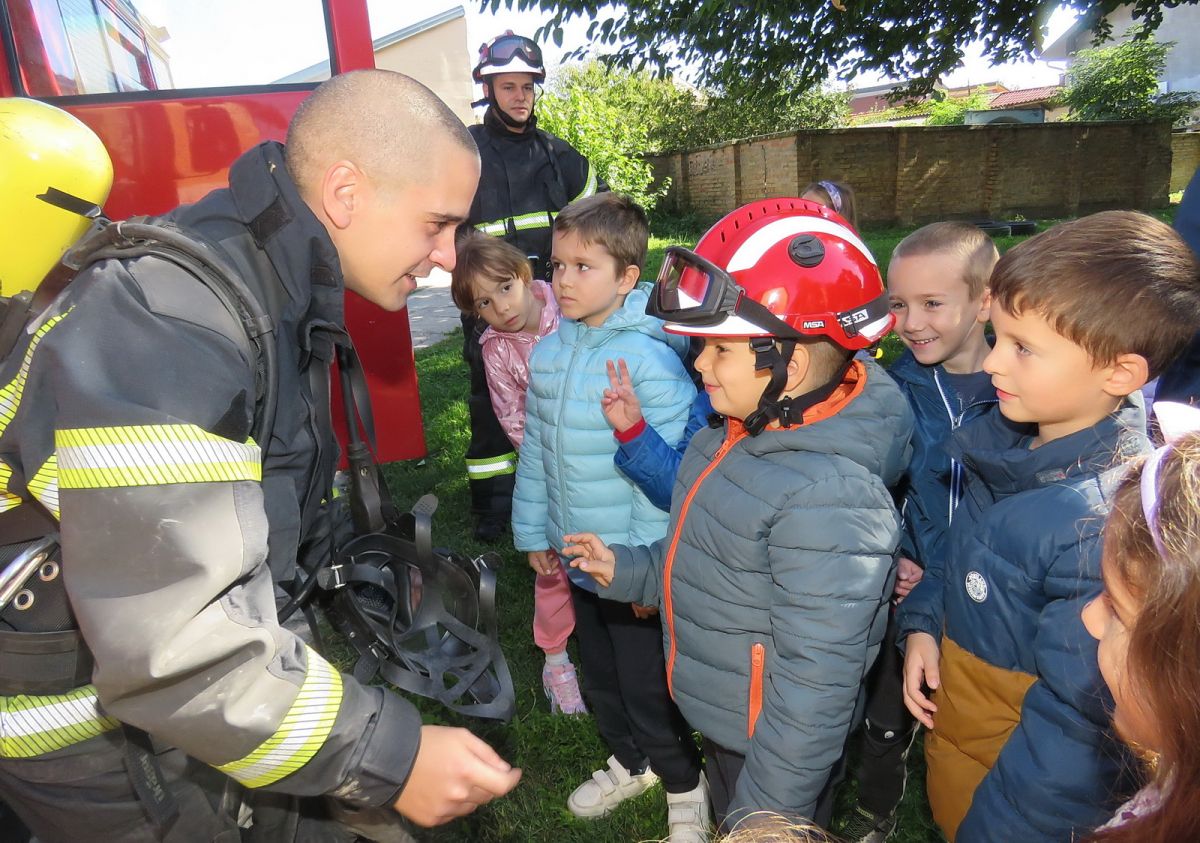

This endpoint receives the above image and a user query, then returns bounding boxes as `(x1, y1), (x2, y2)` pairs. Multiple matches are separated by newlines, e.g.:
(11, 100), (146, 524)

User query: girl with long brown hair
(1082, 402), (1200, 842)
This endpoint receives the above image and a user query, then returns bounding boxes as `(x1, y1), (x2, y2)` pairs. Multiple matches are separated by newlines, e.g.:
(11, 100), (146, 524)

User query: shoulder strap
(532, 130), (570, 210)
(55, 218), (279, 449)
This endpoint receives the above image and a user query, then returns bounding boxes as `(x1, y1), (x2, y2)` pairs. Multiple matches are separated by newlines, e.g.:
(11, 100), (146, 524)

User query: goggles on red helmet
(648, 244), (892, 348)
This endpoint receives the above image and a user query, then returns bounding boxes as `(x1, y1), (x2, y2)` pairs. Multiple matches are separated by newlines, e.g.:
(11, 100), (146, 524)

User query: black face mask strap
(745, 343), (852, 436)
(743, 337), (795, 435)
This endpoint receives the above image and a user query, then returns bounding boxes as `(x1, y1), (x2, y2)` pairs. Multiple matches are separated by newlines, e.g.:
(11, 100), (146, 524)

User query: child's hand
(527, 549), (560, 577)
(902, 632), (941, 729)
(630, 602), (658, 619)
(601, 359), (643, 434)
(893, 557), (924, 603)
(561, 532), (616, 588)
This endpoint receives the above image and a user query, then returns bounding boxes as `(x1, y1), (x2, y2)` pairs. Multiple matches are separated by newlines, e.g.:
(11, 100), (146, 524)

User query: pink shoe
(543, 661), (588, 715)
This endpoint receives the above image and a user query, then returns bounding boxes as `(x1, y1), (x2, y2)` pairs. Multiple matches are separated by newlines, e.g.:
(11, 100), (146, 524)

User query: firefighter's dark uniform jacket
(467, 107), (599, 265)
(0, 142), (420, 805)
(459, 107), (600, 519)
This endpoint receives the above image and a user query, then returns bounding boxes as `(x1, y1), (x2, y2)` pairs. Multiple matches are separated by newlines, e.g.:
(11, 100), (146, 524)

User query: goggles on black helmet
(482, 34), (541, 67)
(475, 34), (545, 81)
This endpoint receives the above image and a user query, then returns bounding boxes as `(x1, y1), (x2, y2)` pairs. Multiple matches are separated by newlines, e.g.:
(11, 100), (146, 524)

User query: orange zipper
(662, 424), (747, 696)
(748, 642), (765, 738)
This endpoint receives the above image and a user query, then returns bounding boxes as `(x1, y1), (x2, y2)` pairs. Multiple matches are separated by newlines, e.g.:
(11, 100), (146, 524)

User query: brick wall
(1173, 132), (1200, 193)
(649, 121), (1175, 226)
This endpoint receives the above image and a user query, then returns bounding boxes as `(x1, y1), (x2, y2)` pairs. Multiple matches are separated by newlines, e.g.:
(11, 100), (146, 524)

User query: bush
(536, 62), (851, 210)
(537, 64), (674, 211)
(1060, 27), (1200, 125)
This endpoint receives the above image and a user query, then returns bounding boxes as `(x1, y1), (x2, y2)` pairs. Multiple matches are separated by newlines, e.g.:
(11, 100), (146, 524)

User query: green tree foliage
(536, 65), (670, 209)
(694, 73), (850, 145)
(535, 62), (850, 207)
(1060, 28), (1200, 123)
(539, 61), (703, 154)
(539, 62), (848, 156)
(486, 0), (1196, 95)
(925, 88), (995, 125)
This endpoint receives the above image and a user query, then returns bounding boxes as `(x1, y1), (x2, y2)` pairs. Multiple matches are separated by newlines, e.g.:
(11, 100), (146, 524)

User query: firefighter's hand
(893, 557), (924, 603)
(902, 632), (941, 730)
(601, 359), (643, 434)
(527, 549), (559, 577)
(393, 725), (521, 826)
(562, 533), (616, 588)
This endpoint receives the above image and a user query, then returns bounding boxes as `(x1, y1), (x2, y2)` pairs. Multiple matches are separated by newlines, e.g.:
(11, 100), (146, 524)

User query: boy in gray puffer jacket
(565, 199), (913, 832)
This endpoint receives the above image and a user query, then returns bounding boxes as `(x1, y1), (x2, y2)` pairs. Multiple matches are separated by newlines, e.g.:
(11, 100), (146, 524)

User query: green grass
(364, 219), (1060, 841)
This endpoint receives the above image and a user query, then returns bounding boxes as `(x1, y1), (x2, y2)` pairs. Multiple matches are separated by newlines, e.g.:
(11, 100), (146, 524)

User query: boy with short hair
(449, 233), (587, 715)
(512, 193), (707, 841)
(842, 222), (999, 842)
(898, 211), (1200, 842)
(564, 199), (914, 831)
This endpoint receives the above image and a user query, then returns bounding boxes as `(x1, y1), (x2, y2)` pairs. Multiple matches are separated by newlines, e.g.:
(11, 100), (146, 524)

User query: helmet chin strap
(742, 337), (851, 435)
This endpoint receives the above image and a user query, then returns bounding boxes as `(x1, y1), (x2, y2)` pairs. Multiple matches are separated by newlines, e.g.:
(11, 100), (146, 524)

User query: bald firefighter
(0, 76), (519, 843)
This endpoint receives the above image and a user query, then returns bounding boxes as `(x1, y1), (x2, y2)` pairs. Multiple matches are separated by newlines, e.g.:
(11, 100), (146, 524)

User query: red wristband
(614, 418), (646, 443)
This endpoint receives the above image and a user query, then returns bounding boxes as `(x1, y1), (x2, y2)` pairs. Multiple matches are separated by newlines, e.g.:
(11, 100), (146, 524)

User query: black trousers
(569, 584), (701, 793)
(853, 607), (916, 817)
(461, 314), (516, 522)
(703, 734), (845, 832)
(0, 730), (241, 843)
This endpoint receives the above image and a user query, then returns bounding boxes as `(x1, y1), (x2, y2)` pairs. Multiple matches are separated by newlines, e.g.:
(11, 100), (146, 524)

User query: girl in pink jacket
(451, 232), (584, 714)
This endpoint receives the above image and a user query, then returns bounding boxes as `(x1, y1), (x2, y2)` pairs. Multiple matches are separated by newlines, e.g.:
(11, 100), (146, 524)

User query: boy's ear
(783, 344), (813, 393)
(617, 263), (640, 294)
(976, 288), (992, 323)
(1102, 352), (1150, 398)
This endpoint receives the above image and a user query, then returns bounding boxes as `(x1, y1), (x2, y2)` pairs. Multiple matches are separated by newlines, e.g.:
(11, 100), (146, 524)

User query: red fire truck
(0, 0), (427, 461)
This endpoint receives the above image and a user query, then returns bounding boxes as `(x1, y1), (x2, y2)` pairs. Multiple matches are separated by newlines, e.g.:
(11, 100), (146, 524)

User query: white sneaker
(666, 771), (712, 843)
(567, 755), (659, 818)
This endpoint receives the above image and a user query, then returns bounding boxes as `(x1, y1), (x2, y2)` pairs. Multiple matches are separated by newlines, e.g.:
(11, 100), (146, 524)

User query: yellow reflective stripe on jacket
(27, 455), (58, 518)
(466, 451), (517, 479)
(56, 425), (261, 489)
(571, 163), (598, 203)
(0, 685), (120, 758)
(474, 210), (557, 238)
(216, 648), (342, 788)
(0, 311), (70, 439)
(0, 462), (21, 514)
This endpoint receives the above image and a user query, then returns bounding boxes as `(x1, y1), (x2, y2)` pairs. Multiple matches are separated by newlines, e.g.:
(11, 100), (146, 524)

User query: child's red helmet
(648, 198), (892, 350)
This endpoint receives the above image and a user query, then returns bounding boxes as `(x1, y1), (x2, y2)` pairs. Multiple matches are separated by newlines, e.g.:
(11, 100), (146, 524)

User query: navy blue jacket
(887, 349), (995, 571)
(1156, 165), (1200, 406)
(898, 400), (1146, 841)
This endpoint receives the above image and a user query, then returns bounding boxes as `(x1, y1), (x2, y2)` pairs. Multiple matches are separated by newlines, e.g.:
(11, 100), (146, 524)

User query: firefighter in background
(462, 33), (603, 541)
(0, 79), (519, 842)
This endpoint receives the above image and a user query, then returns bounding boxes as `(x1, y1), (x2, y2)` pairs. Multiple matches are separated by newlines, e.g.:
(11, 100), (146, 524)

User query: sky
(134, 1), (1077, 94)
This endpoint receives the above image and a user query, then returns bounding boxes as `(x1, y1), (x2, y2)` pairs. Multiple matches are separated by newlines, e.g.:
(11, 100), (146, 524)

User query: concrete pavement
(405, 267), (462, 349)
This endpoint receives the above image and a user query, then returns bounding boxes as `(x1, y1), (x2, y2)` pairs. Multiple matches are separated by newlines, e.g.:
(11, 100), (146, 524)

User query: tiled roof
(988, 86), (1062, 108)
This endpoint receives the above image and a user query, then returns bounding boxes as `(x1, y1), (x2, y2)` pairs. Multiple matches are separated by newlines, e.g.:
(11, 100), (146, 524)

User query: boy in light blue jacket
(511, 193), (707, 841)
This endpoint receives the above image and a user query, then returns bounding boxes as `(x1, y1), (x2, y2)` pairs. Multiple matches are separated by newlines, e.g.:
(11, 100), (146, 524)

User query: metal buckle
(317, 562), (347, 591)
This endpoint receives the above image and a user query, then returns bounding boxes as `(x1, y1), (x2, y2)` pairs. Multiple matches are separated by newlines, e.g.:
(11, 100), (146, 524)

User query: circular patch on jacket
(965, 571), (988, 603)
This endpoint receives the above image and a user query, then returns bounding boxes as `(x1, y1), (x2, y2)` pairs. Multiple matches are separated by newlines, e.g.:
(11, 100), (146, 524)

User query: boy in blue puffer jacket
(565, 199), (912, 833)
(511, 193), (706, 841)
(897, 212), (1200, 842)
